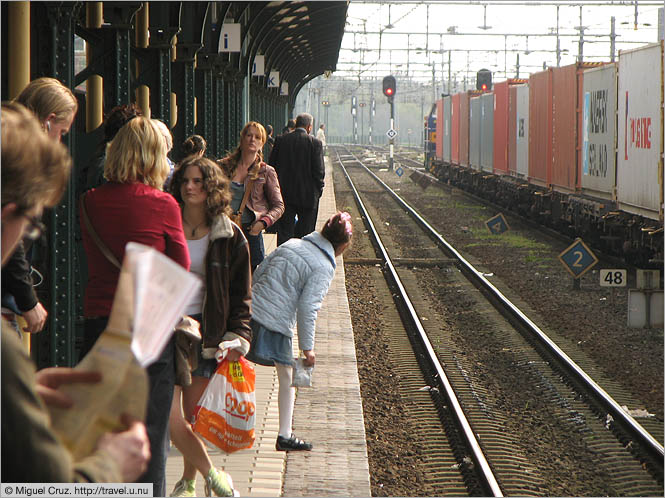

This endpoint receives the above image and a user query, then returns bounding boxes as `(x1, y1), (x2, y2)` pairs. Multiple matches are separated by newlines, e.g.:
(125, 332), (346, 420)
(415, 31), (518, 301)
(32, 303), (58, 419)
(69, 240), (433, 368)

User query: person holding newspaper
(79, 116), (190, 496)
(1, 102), (150, 483)
(168, 156), (252, 497)
(247, 211), (352, 451)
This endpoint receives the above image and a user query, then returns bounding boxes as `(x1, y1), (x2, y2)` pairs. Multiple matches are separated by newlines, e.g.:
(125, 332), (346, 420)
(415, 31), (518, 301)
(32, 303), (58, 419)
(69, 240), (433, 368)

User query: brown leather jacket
(218, 158), (284, 228)
(201, 214), (252, 354)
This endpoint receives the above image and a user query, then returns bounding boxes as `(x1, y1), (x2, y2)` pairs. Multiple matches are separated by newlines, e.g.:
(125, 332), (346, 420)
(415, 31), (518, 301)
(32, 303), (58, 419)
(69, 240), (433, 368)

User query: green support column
(33, 2), (78, 367)
(212, 67), (225, 158)
(195, 54), (214, 149)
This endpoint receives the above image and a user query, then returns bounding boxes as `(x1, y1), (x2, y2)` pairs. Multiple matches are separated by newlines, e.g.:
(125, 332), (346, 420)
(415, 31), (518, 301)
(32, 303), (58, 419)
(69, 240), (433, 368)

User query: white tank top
(184, 233), (209, 316)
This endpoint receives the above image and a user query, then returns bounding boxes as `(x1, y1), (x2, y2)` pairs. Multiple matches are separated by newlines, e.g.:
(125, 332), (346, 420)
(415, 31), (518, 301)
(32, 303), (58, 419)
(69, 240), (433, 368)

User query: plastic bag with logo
(192, 343), (256, 454)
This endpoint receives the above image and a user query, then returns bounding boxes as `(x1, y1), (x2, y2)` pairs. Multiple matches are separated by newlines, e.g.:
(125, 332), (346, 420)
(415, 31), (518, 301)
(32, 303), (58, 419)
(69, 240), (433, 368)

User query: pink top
(81, 182), (190, 317)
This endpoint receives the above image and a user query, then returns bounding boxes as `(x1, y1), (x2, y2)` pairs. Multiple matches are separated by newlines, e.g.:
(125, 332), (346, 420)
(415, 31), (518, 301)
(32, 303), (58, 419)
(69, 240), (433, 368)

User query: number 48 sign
(600, 269), (627, 287)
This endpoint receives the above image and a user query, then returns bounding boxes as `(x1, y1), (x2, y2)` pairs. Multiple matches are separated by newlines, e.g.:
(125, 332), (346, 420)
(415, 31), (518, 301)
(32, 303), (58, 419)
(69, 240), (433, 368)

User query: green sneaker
(204, 467), (234, 497)
(170, 478), (196, 497)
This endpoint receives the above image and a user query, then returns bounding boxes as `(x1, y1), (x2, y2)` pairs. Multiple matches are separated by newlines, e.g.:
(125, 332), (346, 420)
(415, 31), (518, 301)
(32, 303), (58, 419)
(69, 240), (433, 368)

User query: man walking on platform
(269, 113), (324, 246)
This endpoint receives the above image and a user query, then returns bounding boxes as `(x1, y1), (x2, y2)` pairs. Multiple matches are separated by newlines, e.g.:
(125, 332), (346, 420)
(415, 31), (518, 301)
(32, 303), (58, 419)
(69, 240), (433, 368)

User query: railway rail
(332, 144), (663, 496)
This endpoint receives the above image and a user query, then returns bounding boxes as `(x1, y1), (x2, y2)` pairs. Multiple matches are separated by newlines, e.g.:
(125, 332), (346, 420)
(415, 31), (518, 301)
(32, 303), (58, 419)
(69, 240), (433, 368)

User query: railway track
(332, 145), (663, 496)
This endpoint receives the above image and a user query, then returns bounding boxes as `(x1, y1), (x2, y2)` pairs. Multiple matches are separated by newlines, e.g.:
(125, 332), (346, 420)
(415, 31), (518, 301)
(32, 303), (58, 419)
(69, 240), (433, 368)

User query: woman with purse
(247, 212), (352, 451)
(168, 156), (252, 497)
(79, 116), (189, 496)
(217, 121), (284, 271)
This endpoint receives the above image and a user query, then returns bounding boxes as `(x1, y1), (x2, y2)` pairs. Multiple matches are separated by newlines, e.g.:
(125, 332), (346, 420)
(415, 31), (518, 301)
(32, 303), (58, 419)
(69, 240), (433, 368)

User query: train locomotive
(426, 42), (664, 268)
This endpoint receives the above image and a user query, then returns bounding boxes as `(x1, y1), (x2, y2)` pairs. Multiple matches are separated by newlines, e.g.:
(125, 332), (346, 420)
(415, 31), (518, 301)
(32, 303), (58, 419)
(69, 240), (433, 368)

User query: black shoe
(276, 434), (313, 451)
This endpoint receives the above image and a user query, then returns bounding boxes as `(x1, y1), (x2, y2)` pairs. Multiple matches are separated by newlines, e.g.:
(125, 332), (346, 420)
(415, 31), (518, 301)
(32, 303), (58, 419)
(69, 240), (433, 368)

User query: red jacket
(81, 182), (190, 317)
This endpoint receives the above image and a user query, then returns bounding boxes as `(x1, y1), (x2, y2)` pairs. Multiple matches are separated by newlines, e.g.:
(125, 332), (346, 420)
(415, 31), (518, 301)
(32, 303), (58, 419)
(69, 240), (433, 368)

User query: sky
(335, 0), (664, 85)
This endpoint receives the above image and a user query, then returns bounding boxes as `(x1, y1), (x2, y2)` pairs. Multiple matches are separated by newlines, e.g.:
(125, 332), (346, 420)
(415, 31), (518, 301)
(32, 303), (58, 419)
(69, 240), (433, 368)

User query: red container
(528, 69), (553, 186)
(459, 92), (470, 166)
(495, 79), (528, 176)
(551, 64), (581, 192)
(435, 99), (444, 160)
(451, 93), (460, 164)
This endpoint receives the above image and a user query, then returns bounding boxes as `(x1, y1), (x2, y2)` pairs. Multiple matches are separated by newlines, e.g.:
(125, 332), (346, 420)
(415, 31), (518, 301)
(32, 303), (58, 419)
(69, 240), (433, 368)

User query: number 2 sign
(558, 238), (599, 279)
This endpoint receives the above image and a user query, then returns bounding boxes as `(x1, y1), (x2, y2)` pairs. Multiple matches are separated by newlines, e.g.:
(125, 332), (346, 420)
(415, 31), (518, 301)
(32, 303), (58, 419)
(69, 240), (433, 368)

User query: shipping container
(459, 92), (470, 167)
(508, 84), (529, 178)
(551, 64), (580, 193)
(443, 96), (452, 163)
(494, 81), (510, 175)
(528, 69), (553, 186)
(435, 99), (443, 160)
(480, 92), (494, 173)
(469, 96), (482, 170)
(580, 63), (617, 200)
(451, 93), (460, 164)
(616, 42), (664, 220)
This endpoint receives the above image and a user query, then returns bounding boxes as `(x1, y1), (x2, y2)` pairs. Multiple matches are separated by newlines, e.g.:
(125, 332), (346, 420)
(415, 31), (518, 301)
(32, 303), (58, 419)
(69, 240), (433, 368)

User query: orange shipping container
(493, 81), (510, 175)
(528, 69), (553, 186)
(551, 64), (582, 192)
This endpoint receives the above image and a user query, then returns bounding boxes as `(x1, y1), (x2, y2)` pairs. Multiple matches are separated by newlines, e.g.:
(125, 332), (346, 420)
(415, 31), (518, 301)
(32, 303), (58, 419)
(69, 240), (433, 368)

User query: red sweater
(81, 182), (190, 317)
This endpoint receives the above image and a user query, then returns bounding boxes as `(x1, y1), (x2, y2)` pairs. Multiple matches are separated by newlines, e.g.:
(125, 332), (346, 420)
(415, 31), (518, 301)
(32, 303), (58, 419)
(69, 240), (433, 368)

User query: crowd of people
(1, 76), (351, 498)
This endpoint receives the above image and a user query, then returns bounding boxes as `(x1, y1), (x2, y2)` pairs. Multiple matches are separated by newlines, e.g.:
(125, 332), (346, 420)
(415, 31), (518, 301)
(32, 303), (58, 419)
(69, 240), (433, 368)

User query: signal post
(383, 75), (396, 170)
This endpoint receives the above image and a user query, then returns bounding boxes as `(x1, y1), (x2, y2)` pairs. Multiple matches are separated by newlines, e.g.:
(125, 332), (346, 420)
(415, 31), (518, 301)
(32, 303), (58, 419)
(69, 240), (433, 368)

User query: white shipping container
(480, 93), (494, 173)
(616, 42), (664, 220)
(469, 96), (482, 170)
(581, 64), (617, 200)
(515, 85), (529, 178)
(443, 96), (452, 163)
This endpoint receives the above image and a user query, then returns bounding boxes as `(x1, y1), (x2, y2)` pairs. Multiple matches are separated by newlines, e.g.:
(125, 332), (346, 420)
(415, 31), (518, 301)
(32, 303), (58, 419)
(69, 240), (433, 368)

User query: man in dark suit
(269, 113), (324, 245)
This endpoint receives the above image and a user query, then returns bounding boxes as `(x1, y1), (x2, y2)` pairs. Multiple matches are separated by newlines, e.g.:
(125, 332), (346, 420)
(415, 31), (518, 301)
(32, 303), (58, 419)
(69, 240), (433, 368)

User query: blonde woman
(14, 76), (78, 141)
(217, 122), (284, 270)
(79, 116), (190, 496)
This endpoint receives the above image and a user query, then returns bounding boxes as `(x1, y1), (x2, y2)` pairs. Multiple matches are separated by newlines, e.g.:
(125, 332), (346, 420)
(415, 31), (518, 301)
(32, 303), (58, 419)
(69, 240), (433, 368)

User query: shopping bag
(192, 356), (256, 453)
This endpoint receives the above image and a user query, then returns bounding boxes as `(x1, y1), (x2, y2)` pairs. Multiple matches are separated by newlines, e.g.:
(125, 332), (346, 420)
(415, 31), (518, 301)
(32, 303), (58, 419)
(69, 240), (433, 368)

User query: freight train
(426, 42), (664, 268)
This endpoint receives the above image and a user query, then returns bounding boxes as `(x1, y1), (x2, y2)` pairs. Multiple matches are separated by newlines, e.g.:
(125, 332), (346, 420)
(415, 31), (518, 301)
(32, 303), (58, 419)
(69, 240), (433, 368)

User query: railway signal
(476, 68), (492, 92)
(382, 75), (396, 101)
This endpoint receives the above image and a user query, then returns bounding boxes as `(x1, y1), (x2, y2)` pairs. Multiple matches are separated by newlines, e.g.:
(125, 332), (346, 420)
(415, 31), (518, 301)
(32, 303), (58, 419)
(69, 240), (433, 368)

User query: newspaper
(49, 242), (201, 460)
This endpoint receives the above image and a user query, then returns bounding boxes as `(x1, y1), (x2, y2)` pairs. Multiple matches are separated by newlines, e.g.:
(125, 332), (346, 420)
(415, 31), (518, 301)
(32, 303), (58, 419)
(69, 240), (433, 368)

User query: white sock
(276, 363), (295, 438)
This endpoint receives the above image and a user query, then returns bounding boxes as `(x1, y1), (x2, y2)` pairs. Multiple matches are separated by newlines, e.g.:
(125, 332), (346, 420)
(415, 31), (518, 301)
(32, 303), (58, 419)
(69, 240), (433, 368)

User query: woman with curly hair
(167, 156), (252, 497)
(217, 122), (283, 271)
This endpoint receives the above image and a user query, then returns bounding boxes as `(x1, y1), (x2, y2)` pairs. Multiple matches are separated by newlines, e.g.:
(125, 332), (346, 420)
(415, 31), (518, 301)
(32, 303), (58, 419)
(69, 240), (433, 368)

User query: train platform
(165, 156), (371, 497)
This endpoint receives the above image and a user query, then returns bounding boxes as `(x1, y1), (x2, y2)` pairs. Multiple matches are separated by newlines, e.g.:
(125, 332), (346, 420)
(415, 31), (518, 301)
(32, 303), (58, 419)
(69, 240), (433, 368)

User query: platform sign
(267, 71), (279, 88)
(386, 128), (397, 140)
(218, 23), (241, 52)
(252, 55), (265, 76)
(558, 238), (599, 278)
(599, 269), (627, 287)
(485, 213), (509, 235)
(395, 167), (404, 177)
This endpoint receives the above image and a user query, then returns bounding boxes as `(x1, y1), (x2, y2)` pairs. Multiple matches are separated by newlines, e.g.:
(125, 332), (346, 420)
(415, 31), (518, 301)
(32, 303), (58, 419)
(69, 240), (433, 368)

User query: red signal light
(385, 88), (393, 96)
(481, 84), (487, 91)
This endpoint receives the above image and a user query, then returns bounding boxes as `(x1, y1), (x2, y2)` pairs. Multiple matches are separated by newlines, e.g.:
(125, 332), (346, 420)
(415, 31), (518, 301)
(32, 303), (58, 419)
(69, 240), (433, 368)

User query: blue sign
(485, 213), (509, 235)
(395, 167), (404, 177)
(558, 238), (599, 278)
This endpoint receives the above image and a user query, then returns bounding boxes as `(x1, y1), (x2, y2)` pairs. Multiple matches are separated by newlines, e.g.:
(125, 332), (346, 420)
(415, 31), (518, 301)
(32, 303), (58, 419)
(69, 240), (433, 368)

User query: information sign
(599, 269), (627, 287)
(386, 128), (397, 140)
(485, 213), (509, 235)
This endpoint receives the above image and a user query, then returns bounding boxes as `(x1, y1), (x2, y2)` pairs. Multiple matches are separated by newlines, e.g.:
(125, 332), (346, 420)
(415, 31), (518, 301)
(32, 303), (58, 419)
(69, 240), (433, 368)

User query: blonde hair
(14, 77), (78, 125)
(1, 102), (72, 212)
(104, 116), (169, 189)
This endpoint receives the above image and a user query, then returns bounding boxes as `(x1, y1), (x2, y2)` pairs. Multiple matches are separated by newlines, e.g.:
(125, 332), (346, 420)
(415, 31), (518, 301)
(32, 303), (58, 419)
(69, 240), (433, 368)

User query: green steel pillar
(32, 2), (78, 368)
(212, 64), (225, 158)
(195, 54), (214, 149)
